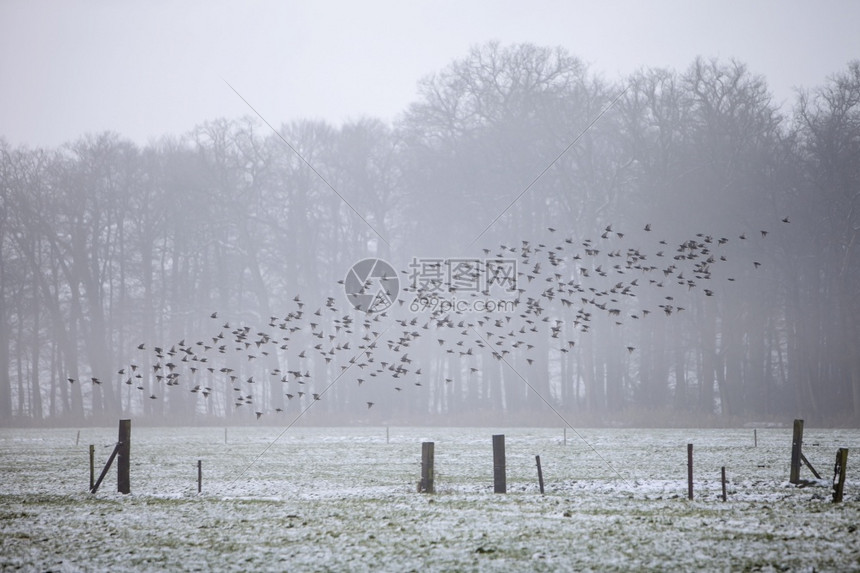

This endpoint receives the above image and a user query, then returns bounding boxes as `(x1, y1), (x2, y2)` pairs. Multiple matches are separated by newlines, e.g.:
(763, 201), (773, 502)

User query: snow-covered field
(1, 425), (858, 571)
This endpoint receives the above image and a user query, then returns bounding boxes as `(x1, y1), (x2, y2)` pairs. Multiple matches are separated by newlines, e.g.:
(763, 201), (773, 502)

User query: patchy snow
(0, 426), (858, 571)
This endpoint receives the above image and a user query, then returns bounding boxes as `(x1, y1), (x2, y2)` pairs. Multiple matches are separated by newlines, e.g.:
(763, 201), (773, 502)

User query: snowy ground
(1, 425), (858, 572)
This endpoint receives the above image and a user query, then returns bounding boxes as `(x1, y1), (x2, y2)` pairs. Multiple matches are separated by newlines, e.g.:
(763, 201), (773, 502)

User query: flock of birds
(67, 218), (789, 418)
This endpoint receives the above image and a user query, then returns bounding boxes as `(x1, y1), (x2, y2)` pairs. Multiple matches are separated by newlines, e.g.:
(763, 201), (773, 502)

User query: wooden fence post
(493, 434), (506, 494)
(536, 455), (545, 495)
(754, 429), (757, 448)
(197, 460), (202, 494)
(687, 443), (693, 500)
(721, 466), (727, 502)
(89, 444), (95, 491)
(790, 419), (804, 484)
(420, 442), (434, 493)
(117, 419), (131, 494)
(832, 448), (848, 503)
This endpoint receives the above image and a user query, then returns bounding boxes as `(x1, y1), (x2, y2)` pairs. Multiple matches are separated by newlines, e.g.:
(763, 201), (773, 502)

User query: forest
(1, 43), (858, 426)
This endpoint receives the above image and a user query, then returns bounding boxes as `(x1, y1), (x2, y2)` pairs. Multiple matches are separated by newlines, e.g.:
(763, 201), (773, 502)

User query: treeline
(1, 43), (858, 426)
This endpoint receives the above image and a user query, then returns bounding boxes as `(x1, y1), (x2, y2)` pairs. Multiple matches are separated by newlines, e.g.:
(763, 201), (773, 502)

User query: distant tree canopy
(1, 44), (858, 426)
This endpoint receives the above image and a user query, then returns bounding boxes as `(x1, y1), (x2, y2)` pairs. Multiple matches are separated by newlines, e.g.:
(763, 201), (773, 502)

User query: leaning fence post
(90, 443), (120, 494)
(832, 448), (848, 503)
(493, 434), (506, 494)
(536, 455), (545, 495)
(117, 419), (131, 494)
(419, 442), (434, 493)
(687, 443), (694, 500)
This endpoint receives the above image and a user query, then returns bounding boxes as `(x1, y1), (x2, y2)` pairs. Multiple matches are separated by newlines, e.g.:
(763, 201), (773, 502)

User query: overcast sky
(2, 1), (858, 148)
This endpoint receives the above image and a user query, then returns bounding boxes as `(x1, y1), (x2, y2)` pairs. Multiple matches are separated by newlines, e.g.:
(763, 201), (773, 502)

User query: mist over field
(2, 41), (859, 428)
(3, 4), (860, 572)
(1, 1), (859, 434)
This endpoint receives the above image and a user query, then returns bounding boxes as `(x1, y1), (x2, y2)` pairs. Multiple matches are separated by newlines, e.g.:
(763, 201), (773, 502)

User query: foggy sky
(2, 0), (859, 148)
